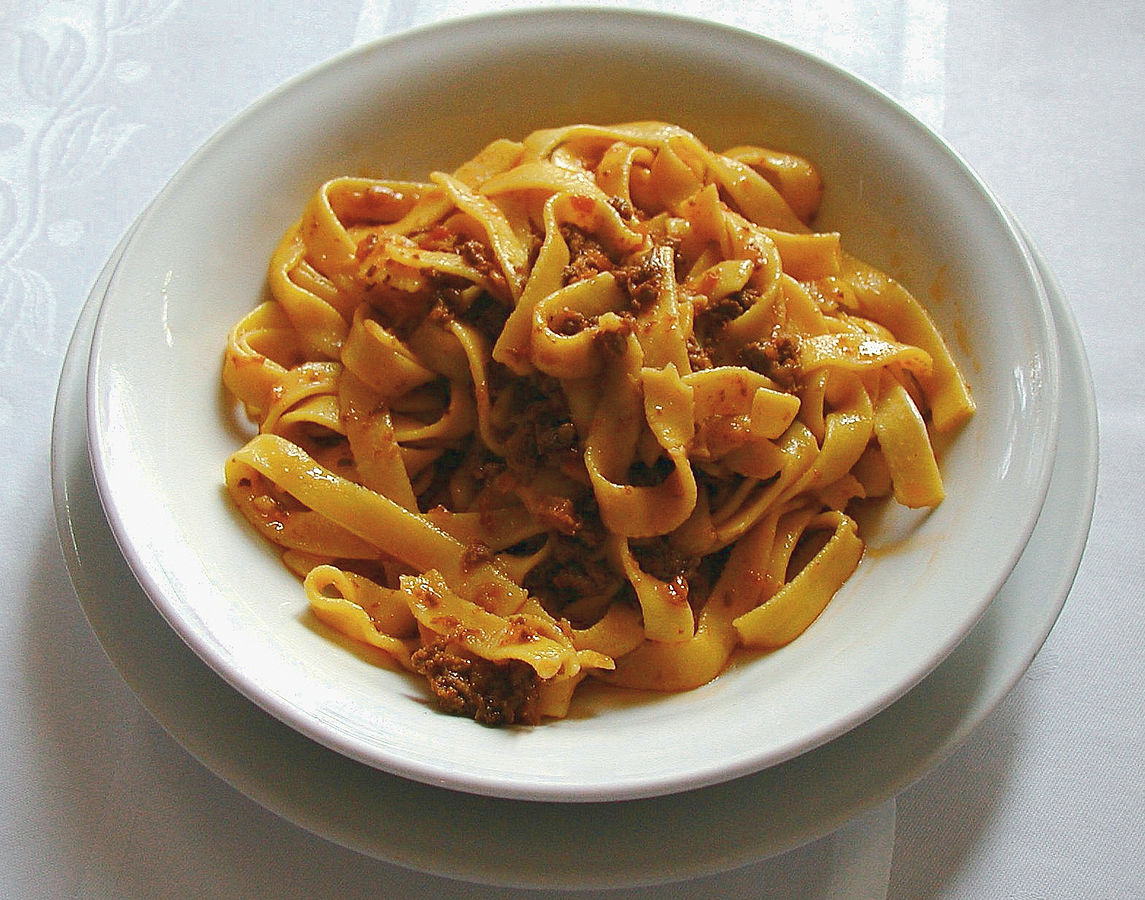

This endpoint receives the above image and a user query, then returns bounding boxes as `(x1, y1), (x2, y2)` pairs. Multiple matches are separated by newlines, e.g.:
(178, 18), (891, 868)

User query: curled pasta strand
(224, 460), (381, 559)
(259, 361), (343, 437)
(229, 434), (528, 615)
(495, 191), (646, 372)
(733, 510), (864, 649)
(583, 341), (698, 538)
(628, 244), (693, 374)
(721, 144), (824, 225)
(600, 498), (793, 692)
(223, 301), (300, 419)
(530, 272), (631, 379)
(610, 533), (695, 644)
(872, 370), (946, 507)
(267, 225), (349, 360)
(337, 372), (418, 510)
(403, 571), (613, 683)
(340, 307), (436, 400)
(431, 171), (530, 300)
(842, 254), (975, 431)
(305, 564), (419, 667)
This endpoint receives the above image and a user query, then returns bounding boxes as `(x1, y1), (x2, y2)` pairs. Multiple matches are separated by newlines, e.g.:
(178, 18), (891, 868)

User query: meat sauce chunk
(411, 638), (540, 726)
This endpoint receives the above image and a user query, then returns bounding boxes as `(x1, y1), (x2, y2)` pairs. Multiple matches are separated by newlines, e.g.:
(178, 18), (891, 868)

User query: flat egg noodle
(221, 121), (976, 723)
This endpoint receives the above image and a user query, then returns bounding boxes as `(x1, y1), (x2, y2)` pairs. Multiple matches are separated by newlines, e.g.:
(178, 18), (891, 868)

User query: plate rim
(52, 214), (1095, 888)
(81, 8), (1064, 802)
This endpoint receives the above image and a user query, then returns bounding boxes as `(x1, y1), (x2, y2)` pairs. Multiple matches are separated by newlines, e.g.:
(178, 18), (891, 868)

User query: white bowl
(87, 9), (1059, 802)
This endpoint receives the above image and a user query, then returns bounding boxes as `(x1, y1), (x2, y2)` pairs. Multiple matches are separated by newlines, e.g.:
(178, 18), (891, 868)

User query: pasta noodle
(222, 122), (974, 726)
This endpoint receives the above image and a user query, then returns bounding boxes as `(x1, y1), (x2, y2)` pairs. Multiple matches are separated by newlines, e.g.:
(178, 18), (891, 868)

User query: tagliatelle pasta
(222, 122), (974, 725)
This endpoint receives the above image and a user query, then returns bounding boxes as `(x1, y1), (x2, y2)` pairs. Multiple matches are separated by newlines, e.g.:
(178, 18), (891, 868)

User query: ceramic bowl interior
(87, 9), (1059, 801)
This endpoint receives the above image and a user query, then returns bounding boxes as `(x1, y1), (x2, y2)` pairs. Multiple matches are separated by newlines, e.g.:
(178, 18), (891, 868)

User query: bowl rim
(85, 7), (1061, 802)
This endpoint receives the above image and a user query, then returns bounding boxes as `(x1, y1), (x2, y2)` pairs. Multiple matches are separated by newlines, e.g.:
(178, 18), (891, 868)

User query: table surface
(3, 1), (1142, 897)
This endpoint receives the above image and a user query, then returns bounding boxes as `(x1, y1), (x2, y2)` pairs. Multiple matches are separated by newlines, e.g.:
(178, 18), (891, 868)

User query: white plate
(84, 10), (1060, 801)
(53, 223), (1095, 889)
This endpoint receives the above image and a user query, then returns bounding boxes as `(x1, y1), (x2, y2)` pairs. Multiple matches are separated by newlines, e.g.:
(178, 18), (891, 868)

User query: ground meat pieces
(414, 224), (457, 252)
(458, 238), (510, 299)
(701, 286), (762, 327)
(593, 313), (635, 357)
(523, 491), (581, 536)
(561, 225), (618, 284)
(738, 326), (802, 389)
(549, 308), (594, 336)
(500, 378), (580, 476)
(458, 238), (497, 277)
(537, 419), (578, 456)
(546, 305), (634, 352)
(525, 544), (616, 616)
(628, 536), (700, 583)
(355, 231), (380, 261)
(686, 335), (713, 371)
(523, 507), (617, 618)
(614, 250), (667, 311)
(426, 292), (456, 326)
(458, 290), (511, 344)
(607, 195), (635, 220)
(411, 638), (540, 726)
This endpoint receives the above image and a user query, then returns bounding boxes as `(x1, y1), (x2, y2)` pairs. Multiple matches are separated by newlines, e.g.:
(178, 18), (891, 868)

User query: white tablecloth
(3, 1), (1141, 897)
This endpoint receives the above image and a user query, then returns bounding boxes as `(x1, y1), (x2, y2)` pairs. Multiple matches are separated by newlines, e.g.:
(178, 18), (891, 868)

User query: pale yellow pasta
(222, 121), (974, 725)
